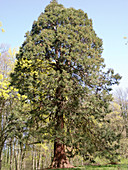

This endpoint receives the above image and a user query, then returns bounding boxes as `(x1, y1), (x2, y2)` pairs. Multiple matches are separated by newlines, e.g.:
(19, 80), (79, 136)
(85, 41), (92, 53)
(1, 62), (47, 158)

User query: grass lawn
(47, 159), (128, 170)
(78, 164), (128, 169)
(48, 164), (128, 170)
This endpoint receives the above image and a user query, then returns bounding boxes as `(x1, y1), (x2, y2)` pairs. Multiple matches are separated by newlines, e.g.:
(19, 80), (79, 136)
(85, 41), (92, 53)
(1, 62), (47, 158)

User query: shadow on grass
(46, 164), (128, 170)
(79, 164), (128, 169)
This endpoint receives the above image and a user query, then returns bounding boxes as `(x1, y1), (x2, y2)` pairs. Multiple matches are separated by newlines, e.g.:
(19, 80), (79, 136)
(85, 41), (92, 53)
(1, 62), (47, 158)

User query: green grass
(80, 164), (128, 169)
(47, 158), (128, 170)
(48, 164), (128, 170)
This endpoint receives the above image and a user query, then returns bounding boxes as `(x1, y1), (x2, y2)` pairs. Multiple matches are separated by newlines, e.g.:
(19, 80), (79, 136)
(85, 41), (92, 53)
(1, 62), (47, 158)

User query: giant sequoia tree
(11, 0), (121, 168)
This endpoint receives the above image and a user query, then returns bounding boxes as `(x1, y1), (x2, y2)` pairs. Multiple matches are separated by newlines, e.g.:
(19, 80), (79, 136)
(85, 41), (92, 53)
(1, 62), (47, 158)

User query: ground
(47, 163), (128, 170)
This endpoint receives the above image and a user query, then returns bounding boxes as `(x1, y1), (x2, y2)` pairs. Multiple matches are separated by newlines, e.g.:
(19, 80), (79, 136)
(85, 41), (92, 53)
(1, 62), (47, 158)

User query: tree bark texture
(51, 114), (73, 168)
(52, 141), (73, 168)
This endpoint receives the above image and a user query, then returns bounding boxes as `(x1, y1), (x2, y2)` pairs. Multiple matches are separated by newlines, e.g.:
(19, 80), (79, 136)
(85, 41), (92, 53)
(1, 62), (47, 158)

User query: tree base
(51, 142), (74, 169)
(51, 158), (74, 169)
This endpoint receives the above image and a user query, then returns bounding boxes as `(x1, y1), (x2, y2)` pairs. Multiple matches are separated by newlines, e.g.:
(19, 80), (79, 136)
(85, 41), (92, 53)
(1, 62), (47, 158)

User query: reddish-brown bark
(51, 114), (73, 168)
(52, 142), (73, 168)
(51, 47), (73, 168)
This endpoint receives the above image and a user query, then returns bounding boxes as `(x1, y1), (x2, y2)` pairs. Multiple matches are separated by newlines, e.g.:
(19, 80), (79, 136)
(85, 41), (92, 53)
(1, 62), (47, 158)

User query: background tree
(114, 88), (128, 137)
(0, 44), (16, 78)
(112, 88), (128, 158)
(11, 0), (121, 168)
(0, 45), (23, 170)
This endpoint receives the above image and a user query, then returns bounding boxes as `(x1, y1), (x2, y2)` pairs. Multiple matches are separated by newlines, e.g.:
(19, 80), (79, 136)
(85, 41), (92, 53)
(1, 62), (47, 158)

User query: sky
(0, 0), (128, 91)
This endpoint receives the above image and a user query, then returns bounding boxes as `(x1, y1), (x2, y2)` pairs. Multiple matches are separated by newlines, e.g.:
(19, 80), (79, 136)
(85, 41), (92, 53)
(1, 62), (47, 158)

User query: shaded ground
(46, 164), (128, 170)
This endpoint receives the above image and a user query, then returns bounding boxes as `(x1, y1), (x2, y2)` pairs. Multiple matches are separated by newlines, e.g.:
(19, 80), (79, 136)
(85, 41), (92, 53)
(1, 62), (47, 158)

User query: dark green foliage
(10, 0), (121, 161)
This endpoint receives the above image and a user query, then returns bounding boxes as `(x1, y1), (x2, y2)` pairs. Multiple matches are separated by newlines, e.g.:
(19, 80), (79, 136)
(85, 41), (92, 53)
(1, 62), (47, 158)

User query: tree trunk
(52, 141), (73, 168)
(0, 147), (4, 170)
(14, 143), (18, 170)
(0, 160), (1, 170)
(32, 145), (35, 170)
(51, 53), (74, 168)
(126, 125), (128, 137)
(38, 149), (42, 170)
(35, 152), (38, 170)
(10, 140), (13, 170)
(51, 115), (73, 168)
(19, 143), (25, 170)
(0, 150), (2, 170)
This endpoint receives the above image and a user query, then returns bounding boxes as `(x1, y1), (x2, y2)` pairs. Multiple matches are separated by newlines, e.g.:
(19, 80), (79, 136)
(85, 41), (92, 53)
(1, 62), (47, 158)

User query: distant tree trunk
(10, 140), (13, 170)
(32, 145), (35, 170)
(35, 152), (38, 170)
(38, 146), (42, 170)
(38, 151), (42, 169)
(0, 144), (4, 170)
(23, 160), (26, 170)
(19, 143), (25, 170)
(126, 125), (128, 137)
(14, 143), (18, 170)
(7, 146), (9, 165)
(0, 153), (2, 170)
(0, 160), (1, 170)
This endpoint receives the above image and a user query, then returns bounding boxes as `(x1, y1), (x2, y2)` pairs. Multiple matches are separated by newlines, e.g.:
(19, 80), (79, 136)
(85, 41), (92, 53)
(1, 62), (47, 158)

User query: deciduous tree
(0, 46), (23, 170)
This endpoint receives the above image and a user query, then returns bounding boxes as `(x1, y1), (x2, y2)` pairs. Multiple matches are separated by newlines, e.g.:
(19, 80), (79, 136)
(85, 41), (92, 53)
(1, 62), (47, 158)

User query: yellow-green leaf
(0, 22), (2, 27)
(0, 74), (3, 80)
(1, 28), (5, 32)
